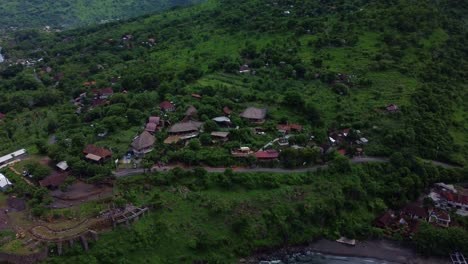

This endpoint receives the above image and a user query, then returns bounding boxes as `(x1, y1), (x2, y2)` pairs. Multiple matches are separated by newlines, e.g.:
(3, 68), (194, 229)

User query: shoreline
(240, 239), (450, 264)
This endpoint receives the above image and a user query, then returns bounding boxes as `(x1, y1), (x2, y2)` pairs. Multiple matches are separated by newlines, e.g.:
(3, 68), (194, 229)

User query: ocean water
(262, 252), (397, 264)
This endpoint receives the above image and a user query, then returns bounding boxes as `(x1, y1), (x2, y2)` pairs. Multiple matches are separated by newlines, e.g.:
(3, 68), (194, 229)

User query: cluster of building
(375, 182), (468, 237)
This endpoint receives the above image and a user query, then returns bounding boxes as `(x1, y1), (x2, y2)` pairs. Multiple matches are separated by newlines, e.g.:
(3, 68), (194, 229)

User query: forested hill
(0, 0), (467, 165)
(0, 0), (203, 29)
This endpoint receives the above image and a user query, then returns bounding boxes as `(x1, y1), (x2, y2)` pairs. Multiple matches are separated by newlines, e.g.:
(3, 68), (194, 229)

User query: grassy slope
(0, 0), (203, 29)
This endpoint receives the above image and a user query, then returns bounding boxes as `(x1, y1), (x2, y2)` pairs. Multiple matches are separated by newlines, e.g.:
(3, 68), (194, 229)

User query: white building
(0, 173), (12, 191)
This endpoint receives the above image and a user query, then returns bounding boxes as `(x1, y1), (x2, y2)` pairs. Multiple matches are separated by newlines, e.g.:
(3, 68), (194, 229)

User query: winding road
(114, 156), (461, 178)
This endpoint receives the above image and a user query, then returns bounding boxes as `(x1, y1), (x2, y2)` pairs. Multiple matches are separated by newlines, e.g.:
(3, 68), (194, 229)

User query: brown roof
(240, 107), (267, 120)
(148, 116), (160, 124)
(185, 106), (197, 116)
(131, 131), (155, 151)
(168, 121), (203, 134)
(145, 123), (157, 132)
(7, 197), (26, 211)
(402, 204), (428, 219)
(164, 135), (181, 144)
(83, 144), (112, 158)
(211, 132), (230, 138)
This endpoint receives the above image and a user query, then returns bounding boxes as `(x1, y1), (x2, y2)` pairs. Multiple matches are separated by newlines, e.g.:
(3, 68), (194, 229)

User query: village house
(401, 204), (428, 220)
(386, 104), (399, 112)
(374, 210), (396, 229)
(239, 64), (251, 73)
(428, 210), (451, 228)
(131, 131), (155, 158)
(93, 88), (114, 99)
(83, 145), (112, 163)
(211, 131), (230, 143)
(212, 116), (232, 127)
(231, 147), (254, 157)
(428, 183), (468, 216)
(191, 93), (202, 99)
(160, 101), (176, 112)
(255, 150), (280, 161)
(0, 173), (12, 192)
(0, 149), (27, 168)
(56, 161), (69, 171)
(185, 106), (198, 117)
(240, 107), (267, 124)
(146, 116), (163, 133)
(223, 106), (232, 116)
(145, 123), (158, 133)
(277, 124), (303, 134)
(168, 121), (203, 139)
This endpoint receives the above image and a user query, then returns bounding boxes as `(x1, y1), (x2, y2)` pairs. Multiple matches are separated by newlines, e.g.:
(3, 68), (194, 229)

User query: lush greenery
(0, 0), (203, 29)
(0, 0), (466, 261)
(44, 159), (467, 263)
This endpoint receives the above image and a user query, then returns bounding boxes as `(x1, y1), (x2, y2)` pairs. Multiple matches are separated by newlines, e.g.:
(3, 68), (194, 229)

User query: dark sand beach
(241, 239), (450, 264)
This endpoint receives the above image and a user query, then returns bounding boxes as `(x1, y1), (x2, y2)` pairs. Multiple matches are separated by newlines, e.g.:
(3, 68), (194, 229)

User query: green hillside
(0, 0), (203, 29)
(0, 0), (467, 262)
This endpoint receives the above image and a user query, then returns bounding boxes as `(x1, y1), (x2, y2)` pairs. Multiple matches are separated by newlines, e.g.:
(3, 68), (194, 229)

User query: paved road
(114, 157), (390, 178)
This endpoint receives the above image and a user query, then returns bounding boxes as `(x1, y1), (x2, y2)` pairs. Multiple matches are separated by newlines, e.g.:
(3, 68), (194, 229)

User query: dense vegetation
(45, 160), (467, 263)
(0, 0), (203, 29)
(0, 0), (467, 261)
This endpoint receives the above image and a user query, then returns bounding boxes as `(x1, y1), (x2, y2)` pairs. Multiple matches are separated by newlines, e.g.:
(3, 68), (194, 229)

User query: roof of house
(239, 65), (250, 71)
(375, 211), (394, 228)
(277, 124), (303, 132)
(39, 172), (68, 188)
(56, 161), (69, 171)
(185, 106), (198, 116)
(255, 150), (279, 159)
(131, 131), (155, 151)
(93, 88), (114, 95)
(164, 135), (181, 144)
(338, 149), (347, 155)
(145, 123), (157, 132)
(83, 145), (112, 158)
(223, 106), (232, 115)
(431, 210), (450, 221)
(191, 93), (202, 99)
(211, 132), (230, 138)
(148, 116), (160, 124)
(0, 173), (12, 188)
(0, 149), (27, 164)
(160, 101), (175, 110)
(169, 121), (203, 134)
(212, 116), (231, 123)
(386, 104), (399, 111)
(240, 107), (267, 120)
(0, 113), (5, 120)
(402, 204), (428, 218)
(440, 191), (468, 204)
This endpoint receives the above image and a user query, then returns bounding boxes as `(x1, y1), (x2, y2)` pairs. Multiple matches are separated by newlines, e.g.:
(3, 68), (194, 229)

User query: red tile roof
(191, 93), (202, 99)
(255, 150), (279, 159)
(83, 145), (112, 158)
(160, 101), (175, 110)
(402, 204), (428, 219)
(440, 191), (468, 204)
(375, 212), (394, 228)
